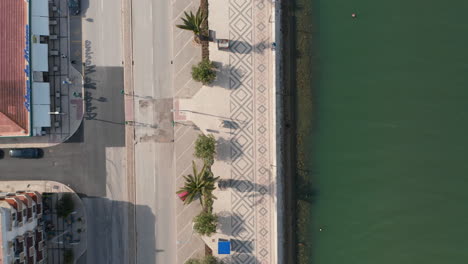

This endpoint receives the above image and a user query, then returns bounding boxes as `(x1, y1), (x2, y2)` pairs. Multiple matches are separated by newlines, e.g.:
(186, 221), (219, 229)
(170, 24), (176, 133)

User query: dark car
(69, 0), (81, 15)
(9, 148), (42, 159)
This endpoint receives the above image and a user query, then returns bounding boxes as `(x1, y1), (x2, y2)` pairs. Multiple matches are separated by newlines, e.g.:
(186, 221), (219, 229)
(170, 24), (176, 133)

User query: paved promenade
(175, 0), (279, 262)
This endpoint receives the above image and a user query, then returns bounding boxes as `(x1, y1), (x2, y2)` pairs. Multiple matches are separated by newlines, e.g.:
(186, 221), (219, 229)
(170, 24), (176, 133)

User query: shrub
(202, 255), (222, 264)
(185, 259), (202, 264)
(193, 211), (217, 236)
(56, 193), (75, 218)
(186, 255), (222, 264)
(192, 60), (216, 84)
(194, 134), (216, 165)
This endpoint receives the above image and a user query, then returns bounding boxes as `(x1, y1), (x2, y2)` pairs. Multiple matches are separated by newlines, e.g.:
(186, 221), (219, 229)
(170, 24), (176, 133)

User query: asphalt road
(1, 0), (129, 263)
(132, 0), (177, 263)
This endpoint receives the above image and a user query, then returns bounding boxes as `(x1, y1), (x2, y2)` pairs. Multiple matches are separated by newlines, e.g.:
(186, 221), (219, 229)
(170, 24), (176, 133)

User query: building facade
(0, 0), (52, 137)
(0, 191), (45, 264)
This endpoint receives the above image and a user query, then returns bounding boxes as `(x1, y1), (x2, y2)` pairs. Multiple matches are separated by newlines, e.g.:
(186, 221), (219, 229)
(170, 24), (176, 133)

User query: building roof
(0, 0), (30, 137)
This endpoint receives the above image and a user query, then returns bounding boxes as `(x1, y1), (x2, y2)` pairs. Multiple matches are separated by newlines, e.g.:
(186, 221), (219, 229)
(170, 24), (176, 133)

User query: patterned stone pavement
(176, 0), (278, 262)
(228, 0), (276, 263)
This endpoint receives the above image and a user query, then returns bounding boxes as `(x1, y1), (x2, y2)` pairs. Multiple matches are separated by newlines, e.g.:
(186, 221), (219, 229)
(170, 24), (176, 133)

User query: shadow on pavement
(210, 61), (242, 90)
(81, 197), (155, 264)
(215, 137), (231, 162)
(65, 122), (84, 143)
(79, 0), (91, 16)
(0, 65), (125, 198)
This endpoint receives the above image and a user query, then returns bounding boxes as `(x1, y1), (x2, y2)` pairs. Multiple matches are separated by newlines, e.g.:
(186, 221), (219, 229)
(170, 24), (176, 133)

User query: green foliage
(56, 193), (75, 218)
(185, 256), (222, 264)
(177, 161), (219, 207)
(203, 195), (214, 212)
(64, 249), (74, 264)
(193, 211), (218, 236)
(185, 259), (201, 264)
(201, 256), (222, 264)
(194, 134), (216, 165)
(176, 8), (207, 36)
(192, 60), (217, 85)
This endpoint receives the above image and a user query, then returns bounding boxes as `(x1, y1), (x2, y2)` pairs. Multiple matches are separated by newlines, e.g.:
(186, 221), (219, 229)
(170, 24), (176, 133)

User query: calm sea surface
(294, 0), (468, 263)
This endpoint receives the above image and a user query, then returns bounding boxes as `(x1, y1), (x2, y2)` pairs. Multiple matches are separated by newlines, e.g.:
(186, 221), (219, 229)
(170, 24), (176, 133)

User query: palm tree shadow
(228, 39), (272, 55)
(216, 137), (232, 162)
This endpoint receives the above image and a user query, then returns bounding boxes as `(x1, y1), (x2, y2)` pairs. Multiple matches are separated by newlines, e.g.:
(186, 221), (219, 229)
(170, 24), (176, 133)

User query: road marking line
(175, 124), (196, 143)
(174, 122), (187, 135)
(176, 199), (200, 218)
(173, 57), (196, 77)
(173, 38), (194, 59)
(174, 77), (193, 97)
(149, 3), (153, 21)
(175, 141), (195, 162)
(176, 165), (192, 180)
(172, 2), (193, 24)
(177, 218), (194, 235)
(174, 27), (186, 39)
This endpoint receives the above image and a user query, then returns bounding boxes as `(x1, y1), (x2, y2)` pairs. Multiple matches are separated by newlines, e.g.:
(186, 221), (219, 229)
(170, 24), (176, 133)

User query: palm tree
(177, 161), (219, 207)
(176, 8), (207, 42)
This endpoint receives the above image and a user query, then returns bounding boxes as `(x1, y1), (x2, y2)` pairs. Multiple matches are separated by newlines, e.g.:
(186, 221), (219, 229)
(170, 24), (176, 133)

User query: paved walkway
(175, 0), (279, 262)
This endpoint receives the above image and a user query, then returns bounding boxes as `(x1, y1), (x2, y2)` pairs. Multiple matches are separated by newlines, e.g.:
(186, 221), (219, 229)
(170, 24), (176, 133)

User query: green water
(294, 0), (468, 263)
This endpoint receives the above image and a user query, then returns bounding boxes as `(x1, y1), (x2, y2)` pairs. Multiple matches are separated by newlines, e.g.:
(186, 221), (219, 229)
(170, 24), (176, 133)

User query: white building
(0, 192), (45, 264)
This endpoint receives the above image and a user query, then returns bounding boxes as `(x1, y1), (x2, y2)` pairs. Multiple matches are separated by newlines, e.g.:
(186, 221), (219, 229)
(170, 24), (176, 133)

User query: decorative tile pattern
(229, 0), (272, 263)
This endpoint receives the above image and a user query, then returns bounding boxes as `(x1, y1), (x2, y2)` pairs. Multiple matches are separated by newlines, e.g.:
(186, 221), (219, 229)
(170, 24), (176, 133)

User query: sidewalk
(174, 0), (279, 262)
(0, 180), (87, 264)
(0, 0), (84, 148)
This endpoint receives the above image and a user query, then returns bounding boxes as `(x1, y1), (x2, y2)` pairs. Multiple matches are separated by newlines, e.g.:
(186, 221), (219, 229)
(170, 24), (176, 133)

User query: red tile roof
(0, 0), (30, 136)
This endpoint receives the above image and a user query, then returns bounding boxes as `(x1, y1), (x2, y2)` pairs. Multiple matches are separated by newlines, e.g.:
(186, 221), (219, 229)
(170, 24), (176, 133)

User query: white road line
(149, 4), (153, 21)
(176, 217), (194, 235)
(176, 200), (199, 218)
(174, 122), (187, 135)
(176, 165), (192, 181)
(174, 124), (195, 143)
(174, 77), (193, 97)
(173, 37), (194, 60)
(175, 141), (195, 162)
(174, 28), (185, 39)
(174, 57), (196, 77)
(172, 2), (194, 24)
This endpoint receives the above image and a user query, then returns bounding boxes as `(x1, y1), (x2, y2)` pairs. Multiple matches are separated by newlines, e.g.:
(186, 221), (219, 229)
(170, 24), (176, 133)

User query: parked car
(0, 149), (4, 159)
(69, 0), (81, 15)
(9, 148), (42, 159)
